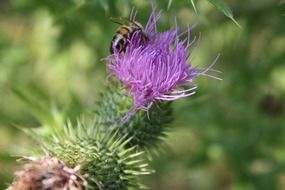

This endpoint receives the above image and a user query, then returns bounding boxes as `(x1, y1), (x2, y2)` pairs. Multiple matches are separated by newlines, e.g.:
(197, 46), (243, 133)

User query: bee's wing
(109, 17), (133, 25)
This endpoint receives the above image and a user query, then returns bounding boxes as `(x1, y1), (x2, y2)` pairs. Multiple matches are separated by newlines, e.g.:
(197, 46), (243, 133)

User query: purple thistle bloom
(106, 5), (221, 121)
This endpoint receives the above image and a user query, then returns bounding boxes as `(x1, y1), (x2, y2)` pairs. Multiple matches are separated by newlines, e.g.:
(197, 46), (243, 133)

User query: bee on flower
(106, 4), (221, 122)
(109, 8), (148, 54)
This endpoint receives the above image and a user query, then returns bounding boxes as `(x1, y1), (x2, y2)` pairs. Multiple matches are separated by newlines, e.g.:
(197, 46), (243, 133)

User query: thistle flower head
(106, 5), (220, 120)
(7, 156), (87, 190)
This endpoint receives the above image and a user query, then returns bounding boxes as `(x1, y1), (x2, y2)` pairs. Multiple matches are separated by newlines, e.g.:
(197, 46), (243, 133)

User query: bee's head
(110, 37), (126, 54)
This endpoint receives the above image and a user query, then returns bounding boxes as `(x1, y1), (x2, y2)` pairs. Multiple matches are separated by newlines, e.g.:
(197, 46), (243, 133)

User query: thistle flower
(106, 5), (221, 121)
(7, 156), (88, 190)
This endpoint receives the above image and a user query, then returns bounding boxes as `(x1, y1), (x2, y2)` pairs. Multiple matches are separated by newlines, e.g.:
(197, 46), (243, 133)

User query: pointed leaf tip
(208, 0), (241, 27)
(167, 0), (173, 10)
(190, 0), (198, 14)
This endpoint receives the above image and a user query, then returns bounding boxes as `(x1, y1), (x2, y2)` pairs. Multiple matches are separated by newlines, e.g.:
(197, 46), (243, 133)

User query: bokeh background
(0, 0), (285, 189)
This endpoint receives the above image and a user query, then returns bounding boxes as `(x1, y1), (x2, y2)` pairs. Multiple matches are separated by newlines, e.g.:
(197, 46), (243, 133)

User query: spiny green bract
(96, 80), (173, 149)
(29, 119), (152, 190)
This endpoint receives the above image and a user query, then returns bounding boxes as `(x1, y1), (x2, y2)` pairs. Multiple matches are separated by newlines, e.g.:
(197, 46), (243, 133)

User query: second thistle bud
(7, 156), (88, 190)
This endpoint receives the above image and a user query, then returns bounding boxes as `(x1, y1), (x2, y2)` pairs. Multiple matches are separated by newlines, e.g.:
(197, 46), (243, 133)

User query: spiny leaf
(208, 0), (241, 27)
(190, 0), (198, 14)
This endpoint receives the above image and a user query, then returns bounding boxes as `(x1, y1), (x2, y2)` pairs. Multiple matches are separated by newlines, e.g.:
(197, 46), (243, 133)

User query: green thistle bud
(10, 89), (153, 190)
(96, 80), (173, 149)
(36, 120), (152, 190)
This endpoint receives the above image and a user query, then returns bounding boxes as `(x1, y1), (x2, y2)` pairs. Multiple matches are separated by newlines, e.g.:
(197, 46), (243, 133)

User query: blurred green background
(1, 0), (285, 189)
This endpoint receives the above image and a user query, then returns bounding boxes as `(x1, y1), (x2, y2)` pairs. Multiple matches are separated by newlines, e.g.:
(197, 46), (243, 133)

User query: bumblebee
(110, 9), (147, 54)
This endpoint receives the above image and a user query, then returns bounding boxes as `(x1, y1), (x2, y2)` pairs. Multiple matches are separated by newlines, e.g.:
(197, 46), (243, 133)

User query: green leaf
(279, 0), (285, 5)
(190, 0), (198, 14)
(11, 88), (54, 126)
(98, 0), (109, 12)
(167, 0), (173, 10)
(208, 0), (241, 27)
